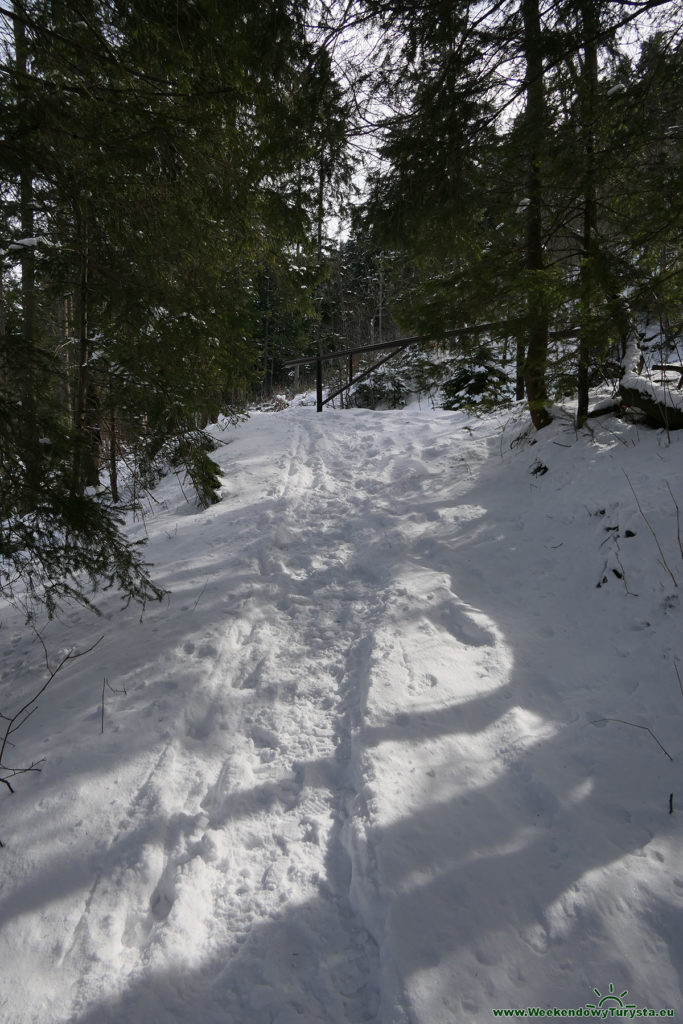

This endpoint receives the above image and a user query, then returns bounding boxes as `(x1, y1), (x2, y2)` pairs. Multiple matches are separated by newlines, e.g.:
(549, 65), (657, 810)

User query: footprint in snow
(150, 883), (175, 922)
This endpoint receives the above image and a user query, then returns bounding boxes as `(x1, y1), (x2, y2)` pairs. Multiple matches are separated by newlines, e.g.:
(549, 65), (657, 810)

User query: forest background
(0, 0), (681, 625)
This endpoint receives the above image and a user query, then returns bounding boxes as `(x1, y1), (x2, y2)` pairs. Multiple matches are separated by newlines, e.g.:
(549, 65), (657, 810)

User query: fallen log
(652, 364), (683, 389)
(618, 335), (683, 429)
(618, 383), (683, 429)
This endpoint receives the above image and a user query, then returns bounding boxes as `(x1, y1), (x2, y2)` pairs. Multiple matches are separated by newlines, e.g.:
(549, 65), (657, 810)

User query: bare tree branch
(0, 633), (103, 776)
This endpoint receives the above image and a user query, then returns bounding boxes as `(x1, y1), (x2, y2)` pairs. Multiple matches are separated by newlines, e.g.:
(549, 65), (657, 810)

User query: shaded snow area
(2, 401), (683, 1023)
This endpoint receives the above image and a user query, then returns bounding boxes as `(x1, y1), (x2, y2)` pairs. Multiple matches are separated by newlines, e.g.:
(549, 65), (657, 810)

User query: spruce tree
(1, 0), (352, 616)
(359, 0), (682, 425)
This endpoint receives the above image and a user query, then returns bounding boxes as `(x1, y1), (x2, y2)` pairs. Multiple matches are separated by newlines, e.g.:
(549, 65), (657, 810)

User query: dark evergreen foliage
(359, 0), (683, 425)
(0, 0), (351, 617)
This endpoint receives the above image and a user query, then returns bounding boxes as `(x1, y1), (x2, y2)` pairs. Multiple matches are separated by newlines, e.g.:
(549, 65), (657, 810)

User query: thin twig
(100, 677), (127, 735)
(623, 471), (678, 588)
(675, 659), (683, 699)
(175, 470), (191, 505)
(591, 718), (673, 761)
(192, 577), (209, 611)
(614, 547), (637, 597)
(665, 480), (683, 560)
(1, 635), (103, 768)
(0, 760), (45, 782)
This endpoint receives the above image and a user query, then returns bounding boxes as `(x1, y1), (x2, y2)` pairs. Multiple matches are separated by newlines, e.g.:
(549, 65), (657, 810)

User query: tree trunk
(13, 5), (40, 497)
(521, 0), (551, 429)
(56, 292), (72, 413)
(109, 397), (118, 504)
(315, 156), (326, 413)
(72, 197), (100, 493)
(516, 339), (525, 400)
(0, 256), (6, 391)
(577, 0), (599, 427)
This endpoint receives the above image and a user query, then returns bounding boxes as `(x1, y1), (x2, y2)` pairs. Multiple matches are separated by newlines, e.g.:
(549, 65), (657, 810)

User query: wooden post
(316, 354), (323, 413)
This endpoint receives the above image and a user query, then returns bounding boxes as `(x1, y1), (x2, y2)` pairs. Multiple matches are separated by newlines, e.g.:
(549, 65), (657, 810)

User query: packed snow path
(1, 404), (682, 1023)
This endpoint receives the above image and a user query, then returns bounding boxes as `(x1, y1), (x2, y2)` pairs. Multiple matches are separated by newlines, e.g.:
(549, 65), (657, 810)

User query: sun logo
(585, 983), (637, 1011)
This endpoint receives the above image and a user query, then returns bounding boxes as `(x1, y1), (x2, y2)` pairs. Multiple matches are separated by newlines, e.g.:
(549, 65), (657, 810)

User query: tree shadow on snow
(5, 419), (683, 1022)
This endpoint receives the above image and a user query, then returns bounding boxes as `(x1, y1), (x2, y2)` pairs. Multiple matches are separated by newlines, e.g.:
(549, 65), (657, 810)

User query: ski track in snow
(66, 414), (403, 1024)
(2, 403), (683, 1024)
(6, 408), (509, 1024)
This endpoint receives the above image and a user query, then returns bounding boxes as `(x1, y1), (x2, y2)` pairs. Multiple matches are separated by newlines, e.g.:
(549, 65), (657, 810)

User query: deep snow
(1, 397), (682, 1023)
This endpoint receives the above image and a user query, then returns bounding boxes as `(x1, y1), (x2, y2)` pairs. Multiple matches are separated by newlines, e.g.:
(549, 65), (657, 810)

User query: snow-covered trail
(2, 406), (506, 1024)
(2, 403), (682, 1024)
(57, 411), (416, 1024)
